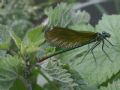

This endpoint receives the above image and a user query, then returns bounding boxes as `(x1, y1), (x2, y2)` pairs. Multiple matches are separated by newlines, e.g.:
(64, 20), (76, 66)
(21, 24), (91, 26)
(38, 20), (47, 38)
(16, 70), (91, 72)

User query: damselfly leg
(78, 41), (101, 64)
(102, 40), (113, 62)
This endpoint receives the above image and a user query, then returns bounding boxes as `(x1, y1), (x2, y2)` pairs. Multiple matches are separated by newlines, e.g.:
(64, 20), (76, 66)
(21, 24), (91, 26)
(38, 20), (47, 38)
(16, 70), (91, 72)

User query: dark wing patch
(45, 27), (97, 48)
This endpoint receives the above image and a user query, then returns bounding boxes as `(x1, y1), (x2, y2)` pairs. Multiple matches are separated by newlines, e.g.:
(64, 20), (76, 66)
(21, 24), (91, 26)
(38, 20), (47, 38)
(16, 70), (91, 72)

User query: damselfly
(44, 27), (113, 63)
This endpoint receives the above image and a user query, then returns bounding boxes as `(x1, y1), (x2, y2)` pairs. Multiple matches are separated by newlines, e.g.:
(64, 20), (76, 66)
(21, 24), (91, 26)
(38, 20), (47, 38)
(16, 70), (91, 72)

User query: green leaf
(10, 25), (45, 54)
(10, 79), (26, 90)
(71, 10), (90, 25)
(0, 50), (7, 57)
(11, 20), (33, 38)
(43, 60), (76, 89)
(45, 3), (90, 28)
(32, 84), (43, 90)
(45, 46), (56, 54)
(26, 25), (44, 45)
(23, 25), (45, 53)
(45, 3), (72, 27)
(29, 68), (43, 90)
(0, 24), (11, 50)
(62, 64), (97, 90)
(9, 30), (22, 49)
(69, 24), (95, 32)
(0, 56), (24, 90)
(99, 80), (120, 90)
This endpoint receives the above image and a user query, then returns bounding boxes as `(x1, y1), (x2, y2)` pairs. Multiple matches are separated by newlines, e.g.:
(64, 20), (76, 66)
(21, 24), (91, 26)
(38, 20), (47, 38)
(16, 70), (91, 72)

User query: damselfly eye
(102, 31), (111, 38)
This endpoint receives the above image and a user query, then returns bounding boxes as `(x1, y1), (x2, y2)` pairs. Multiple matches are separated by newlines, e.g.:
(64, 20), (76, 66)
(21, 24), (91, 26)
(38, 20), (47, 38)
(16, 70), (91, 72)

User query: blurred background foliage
(0, 0), (120, 90)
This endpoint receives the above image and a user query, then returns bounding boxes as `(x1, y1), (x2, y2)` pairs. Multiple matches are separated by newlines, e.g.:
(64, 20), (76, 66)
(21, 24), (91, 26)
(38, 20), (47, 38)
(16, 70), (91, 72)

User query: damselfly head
(102, 31), (111, 38)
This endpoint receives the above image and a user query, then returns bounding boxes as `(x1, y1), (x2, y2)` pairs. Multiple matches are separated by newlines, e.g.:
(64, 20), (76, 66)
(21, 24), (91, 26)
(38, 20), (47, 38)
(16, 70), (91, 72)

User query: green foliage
(44, 61), (76, 85)
(0, 24), (11, 50)
(99, 80), (120, 90)
(0, 0), (32, 22)
(69, 24), (95, 32)
(0, 0), (47, 90)
(0, 1), (120, 90)
(41, 59), (98, 90)
(10, 79), (26, 90)
(0, 56), (24, 90)
(9, 30), (22, 49)
(11, 20), (33, 38)
(10, 25), (45, 55)
(0, 0), (33, 38)
(26, 26), (45, 45)
(43, 60), (88, 90)
(45, 3), (90, 28)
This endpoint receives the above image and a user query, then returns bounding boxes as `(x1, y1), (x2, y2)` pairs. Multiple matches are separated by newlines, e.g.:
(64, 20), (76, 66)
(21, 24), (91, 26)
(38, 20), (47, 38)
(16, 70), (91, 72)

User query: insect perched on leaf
(45, 27), (113, 64)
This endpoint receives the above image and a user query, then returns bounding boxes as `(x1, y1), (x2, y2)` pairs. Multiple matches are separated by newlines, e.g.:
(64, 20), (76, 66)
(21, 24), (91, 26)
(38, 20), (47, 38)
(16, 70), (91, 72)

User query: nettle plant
(0, 2), (120, 90)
